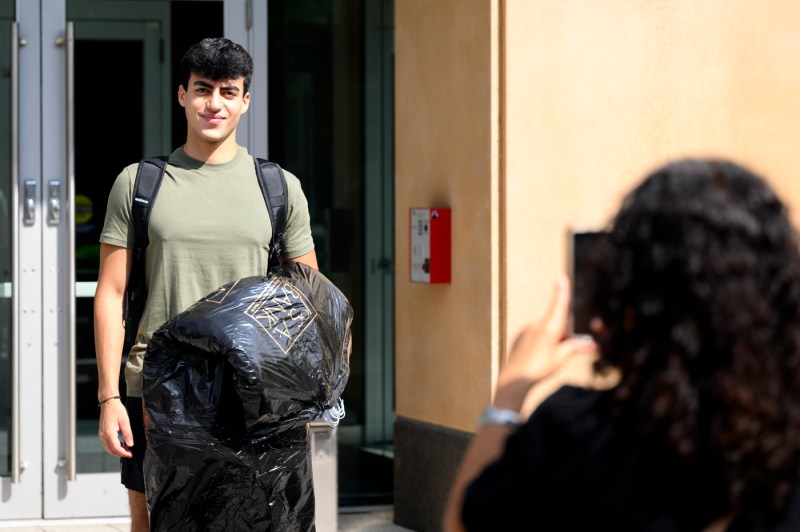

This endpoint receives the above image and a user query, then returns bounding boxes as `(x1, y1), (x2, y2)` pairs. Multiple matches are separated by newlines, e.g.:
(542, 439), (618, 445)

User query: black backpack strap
(124, 156), (168, 345)
(255, 158), (289, 268)
(131, 156), (169, 252)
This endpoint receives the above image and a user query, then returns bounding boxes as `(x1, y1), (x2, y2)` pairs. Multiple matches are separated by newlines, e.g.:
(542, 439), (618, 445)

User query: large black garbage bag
(142, 262), (352, 532)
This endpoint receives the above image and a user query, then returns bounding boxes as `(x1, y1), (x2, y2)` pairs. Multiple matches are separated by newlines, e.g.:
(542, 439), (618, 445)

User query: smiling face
(178, 73), (251, 157)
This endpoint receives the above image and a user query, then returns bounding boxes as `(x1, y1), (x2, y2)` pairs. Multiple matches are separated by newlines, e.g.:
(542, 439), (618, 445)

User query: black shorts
(120, 396), (147, 493)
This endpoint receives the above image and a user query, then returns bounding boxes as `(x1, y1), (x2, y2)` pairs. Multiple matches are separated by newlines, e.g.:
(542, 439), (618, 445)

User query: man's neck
(182, 137), (239, 164)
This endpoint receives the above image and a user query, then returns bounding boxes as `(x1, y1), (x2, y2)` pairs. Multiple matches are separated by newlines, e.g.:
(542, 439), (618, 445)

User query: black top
(462, 386), (800, 531)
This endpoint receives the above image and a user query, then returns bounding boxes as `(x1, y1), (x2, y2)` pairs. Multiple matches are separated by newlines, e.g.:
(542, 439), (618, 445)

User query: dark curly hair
(180, 38), (253, 94)
(589, 159), (800, 516)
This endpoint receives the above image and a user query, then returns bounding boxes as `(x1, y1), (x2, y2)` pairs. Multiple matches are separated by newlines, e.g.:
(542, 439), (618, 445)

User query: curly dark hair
(589, 158), (800, 515)
(180, 37), (253, 94)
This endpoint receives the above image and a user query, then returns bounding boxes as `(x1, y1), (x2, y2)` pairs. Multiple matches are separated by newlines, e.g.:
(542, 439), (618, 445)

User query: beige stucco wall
(396, 0), (800, 433)
(505, 0), (800, 359)
(395, 0), (501, 431)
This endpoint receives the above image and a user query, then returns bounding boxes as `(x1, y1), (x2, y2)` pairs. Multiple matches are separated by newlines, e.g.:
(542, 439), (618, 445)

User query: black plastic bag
(142, 262), (352, 531)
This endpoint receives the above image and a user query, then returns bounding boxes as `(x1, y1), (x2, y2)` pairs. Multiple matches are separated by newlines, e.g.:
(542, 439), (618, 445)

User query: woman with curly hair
(444, 159), (800, 531)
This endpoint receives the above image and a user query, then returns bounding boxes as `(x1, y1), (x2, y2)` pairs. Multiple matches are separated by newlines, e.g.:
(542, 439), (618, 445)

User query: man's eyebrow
(191, 79), (241, 92)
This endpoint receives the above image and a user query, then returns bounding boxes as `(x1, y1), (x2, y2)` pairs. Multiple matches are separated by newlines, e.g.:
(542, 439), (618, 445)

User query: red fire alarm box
(410, 208), (451, 283)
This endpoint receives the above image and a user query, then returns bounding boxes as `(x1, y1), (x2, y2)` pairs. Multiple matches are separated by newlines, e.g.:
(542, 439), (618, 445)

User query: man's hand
(98, 399), (134, 458)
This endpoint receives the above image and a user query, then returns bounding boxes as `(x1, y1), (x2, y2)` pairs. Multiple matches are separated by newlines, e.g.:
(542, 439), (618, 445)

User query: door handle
(65, 21), (77, 482)
(23, 180), (35, 226)
(48, 180), (61, 225)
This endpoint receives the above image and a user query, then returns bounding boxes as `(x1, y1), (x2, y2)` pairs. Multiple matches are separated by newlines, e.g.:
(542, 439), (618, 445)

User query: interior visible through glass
(73, 37), (143, 473)
(69, 0), (224, 473)
(0, 0), (15, 479)
(269, 0), (395, 506)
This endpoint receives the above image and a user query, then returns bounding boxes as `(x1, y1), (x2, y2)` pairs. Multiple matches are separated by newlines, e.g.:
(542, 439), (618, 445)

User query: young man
(94, 38), (317, 532)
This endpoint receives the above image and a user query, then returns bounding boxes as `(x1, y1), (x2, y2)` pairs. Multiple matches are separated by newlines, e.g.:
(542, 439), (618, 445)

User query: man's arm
(285, 249), (319, 270)
(94, 243), (134, 458)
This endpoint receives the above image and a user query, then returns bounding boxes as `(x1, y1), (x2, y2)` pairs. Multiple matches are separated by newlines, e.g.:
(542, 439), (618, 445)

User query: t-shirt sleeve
(281, 169), (315, 258)
(99, 164), (137, 249)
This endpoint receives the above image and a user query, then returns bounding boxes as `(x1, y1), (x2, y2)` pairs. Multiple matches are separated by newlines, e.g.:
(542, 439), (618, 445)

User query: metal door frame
(0, 0), (45, 519)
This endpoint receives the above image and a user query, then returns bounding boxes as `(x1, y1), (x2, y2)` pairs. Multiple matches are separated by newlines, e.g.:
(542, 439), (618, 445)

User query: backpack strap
(124, 156), (168, 345)
(131, 156), (169, 252)
(255, 158), (289, 268)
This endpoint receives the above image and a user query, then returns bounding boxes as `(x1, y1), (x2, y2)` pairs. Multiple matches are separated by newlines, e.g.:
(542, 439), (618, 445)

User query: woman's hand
(493, 275), (596, 412)
(444, 276), (596, 532)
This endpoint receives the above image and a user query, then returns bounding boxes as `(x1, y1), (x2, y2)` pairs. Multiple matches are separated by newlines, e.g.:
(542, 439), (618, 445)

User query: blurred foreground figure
(445, 159), (800, 531)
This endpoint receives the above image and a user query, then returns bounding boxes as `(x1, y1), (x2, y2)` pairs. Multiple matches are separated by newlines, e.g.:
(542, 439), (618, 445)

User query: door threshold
(0, 516), (130, 528)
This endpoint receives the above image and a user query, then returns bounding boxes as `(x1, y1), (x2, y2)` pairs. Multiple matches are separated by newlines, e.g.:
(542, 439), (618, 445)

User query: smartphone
(567, 229), (605, 338)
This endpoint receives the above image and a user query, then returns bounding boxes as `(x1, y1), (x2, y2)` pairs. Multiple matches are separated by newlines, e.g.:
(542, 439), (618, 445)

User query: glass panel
(68, 0), (224, 474)
(269, 0), (395, 506)
(74, 37), (144, 473)
(0, 0), (14, 478)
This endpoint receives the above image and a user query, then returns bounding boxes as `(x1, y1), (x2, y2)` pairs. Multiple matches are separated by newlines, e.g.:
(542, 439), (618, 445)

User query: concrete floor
(339, 510), (414, 532)
(0, 508), (413, 532)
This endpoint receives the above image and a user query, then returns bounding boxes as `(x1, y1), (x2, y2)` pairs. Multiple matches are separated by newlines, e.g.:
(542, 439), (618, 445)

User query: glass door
(267, 0), (396, 506)
(0, 0), (225, 522)
(0, 0), (45, 520)
(38, 0), (226, 520)
(39, 0), (171, 518)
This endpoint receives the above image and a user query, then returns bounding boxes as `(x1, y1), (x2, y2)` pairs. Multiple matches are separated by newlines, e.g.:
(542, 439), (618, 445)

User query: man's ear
(178, 85), (186, 107)
(241, 91), (251, 113)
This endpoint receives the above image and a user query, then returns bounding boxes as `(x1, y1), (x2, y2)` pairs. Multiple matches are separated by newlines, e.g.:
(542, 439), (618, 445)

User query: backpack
(123, 156), (289, 351)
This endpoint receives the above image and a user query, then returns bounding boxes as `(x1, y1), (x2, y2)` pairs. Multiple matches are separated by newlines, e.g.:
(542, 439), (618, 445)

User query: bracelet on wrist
(97, 395), (121, 407)
(479, 406), (522, 428)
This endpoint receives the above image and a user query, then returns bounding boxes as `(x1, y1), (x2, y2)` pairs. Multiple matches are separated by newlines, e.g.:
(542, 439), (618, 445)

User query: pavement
(0, 507), (414, 531)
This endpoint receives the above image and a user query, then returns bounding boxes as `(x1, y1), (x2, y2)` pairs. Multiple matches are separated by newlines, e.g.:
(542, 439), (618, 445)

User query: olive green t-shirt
(100, 146), (315, 397)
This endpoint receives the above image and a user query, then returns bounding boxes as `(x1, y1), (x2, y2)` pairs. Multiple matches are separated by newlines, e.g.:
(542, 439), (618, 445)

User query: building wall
(394, 1), (500, 527)
(504, 0), (800, 359)
(394, 1), (800, 529)
(395, 0), (501, 432)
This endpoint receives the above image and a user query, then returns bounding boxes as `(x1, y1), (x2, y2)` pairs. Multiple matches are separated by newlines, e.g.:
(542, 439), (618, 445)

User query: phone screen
(568, 230), (604, 337)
